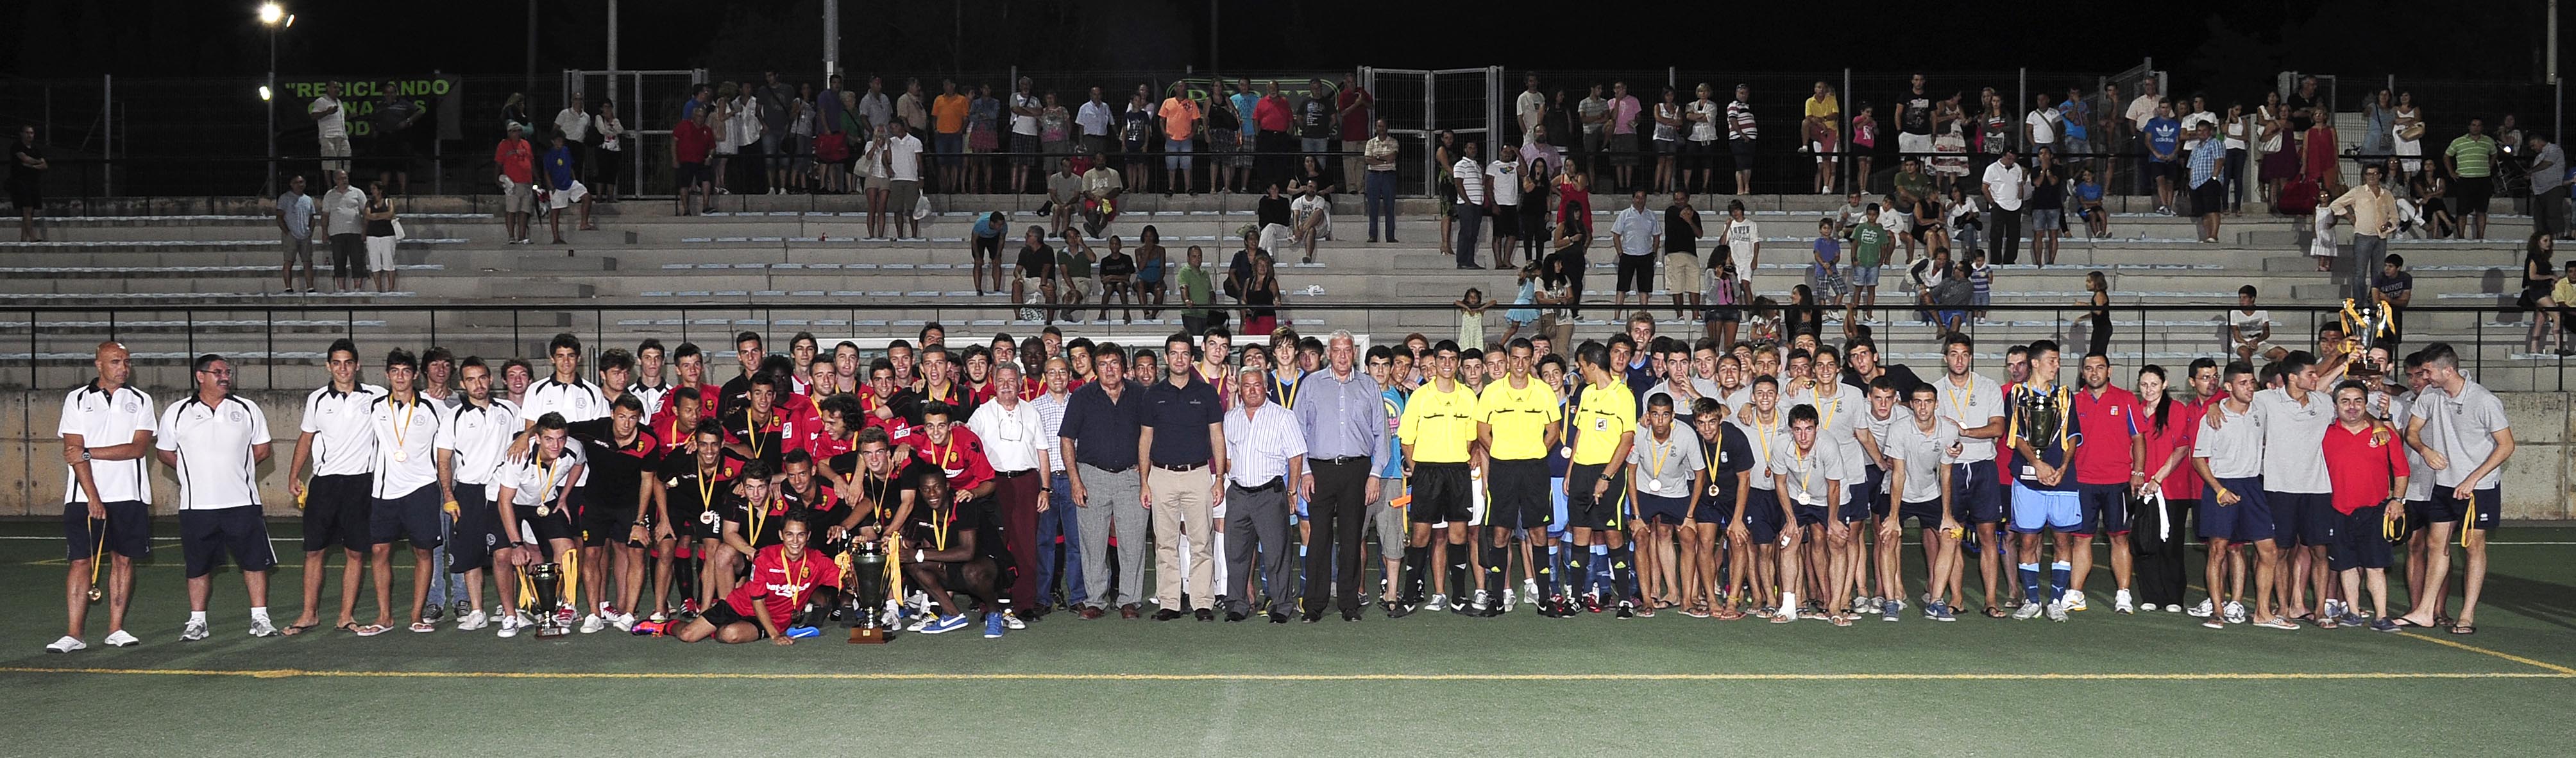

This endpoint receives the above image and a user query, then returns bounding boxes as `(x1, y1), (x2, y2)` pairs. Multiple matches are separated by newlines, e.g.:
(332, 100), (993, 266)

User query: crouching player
(650, 515), (841, 644)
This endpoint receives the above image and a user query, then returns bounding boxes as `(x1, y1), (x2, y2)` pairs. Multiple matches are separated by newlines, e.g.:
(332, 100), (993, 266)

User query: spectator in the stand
(1451, 141), (1489, 270)
(2330, 164), (2400, 298)
(861, 76), (895, 139)
(1081, 150), (1126, 237)
(969, 211), (1007, 296)
(1179, 245), (1217, 334)
(1074, 85), (1112, 160)
(1298, 78), (1335, 163)
(1255, 82), (1296, 189)
(817, 73), (846, 141)
(967, 83), (1002, 194)
(674, 107), (715, 217)
(1896, 74), (1936, 168)
(1046, 158), (1081, 236)
(554, 92), (593, 185)
(2300, 106), (2341, 192)
(725, 82), (765, 196)
(1158, 83), (1202, 196)
(1205, 84), (1245, 195)
(322, 169), (369, 291)
(1096, 234), (1137, 323)
(362, 182), (400, 293)
(2285, 75), (2319, 132)
(1801, 81), (1839, 158)
(1579, 83), (1610, 177)
(9, 125), (43, 242)
(2145, 101), (2182, 216)
(1980, 148), (2028, 265)
(1241, 252), (1284, 334)
(1039, 90), (1074, 182)
(1291, 155), (1339, 264)
(786, 84), (815, 194)
(592, 99), (624, 202)
(502, 92), (532, 135)
(310, 82), (350, 177)
(2371, 253), (2414, 346)
(1517, 74), (1546, 141)
(1609, 189), (1660, 311)
(2060, 87), (2092, 173)
(1652, 87), (1683, 194)
(1058, 230), (1097, 316)
(1484, 144), (1520, 269)
(2029, 150), (2065, 267)
(1229, 79), (1262, 193)
(1848, 103), (1877, 191)
(373, 85), (425, 195)
(1013, 227), (1058, 323)
(1686, 83), (1723, 194)
(2391, 91), (2424, 174)
(1010, 78), (1044, 194)
(1121, 87), (1156, 193)
(2024, 92), (2061, 161)
(2222, 103), (2250, 212)
(2527, 132), (2566, 239)
(276, 174), (316, 293)
(2074, 166), (2108, 240)
(2126, 78), (2162, 194)
(1335, 73), (1373, 185)
(883, 121), (926, 240)
(541, 130), (596, 245)
(2446, 117), (2499, 239)
(1607, 82), (1643, 192)
(1727, 83), (1758, 196)
(1364, 119), (1400, 244)
(922, 79), (959, 193)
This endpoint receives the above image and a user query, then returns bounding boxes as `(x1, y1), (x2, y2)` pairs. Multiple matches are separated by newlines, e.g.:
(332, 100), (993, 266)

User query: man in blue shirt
(541, 130), (595, 245)
(1056, 344), (1147, 619)
(1294, 331), (1389, 621)
(1139, 333), (1227, 621)
(2144, 103), (2183, 217)
(2187, 125), (2227, 243)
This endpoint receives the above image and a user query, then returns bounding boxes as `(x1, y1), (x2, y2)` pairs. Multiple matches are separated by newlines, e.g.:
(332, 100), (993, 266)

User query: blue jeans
(1365, 171), (1397, 241)
(1453, 205), (1484, 267)
(1038, 471), (1089, 607)
(423, 508), (465, 610)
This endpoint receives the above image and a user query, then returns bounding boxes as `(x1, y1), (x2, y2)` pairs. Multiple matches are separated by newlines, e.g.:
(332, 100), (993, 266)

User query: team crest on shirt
(228, 409), (246, 422)
(123, 400), (139, 414)
(575, 395), (591, 409)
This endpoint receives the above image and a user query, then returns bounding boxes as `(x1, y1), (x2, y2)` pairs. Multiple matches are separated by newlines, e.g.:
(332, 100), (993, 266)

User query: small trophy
(847, 540), (891, 644)
(527, 562), (570, 638)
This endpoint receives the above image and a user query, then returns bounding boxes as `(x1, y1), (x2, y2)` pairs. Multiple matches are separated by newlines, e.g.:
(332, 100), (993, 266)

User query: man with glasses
(157, 355), (281, 641)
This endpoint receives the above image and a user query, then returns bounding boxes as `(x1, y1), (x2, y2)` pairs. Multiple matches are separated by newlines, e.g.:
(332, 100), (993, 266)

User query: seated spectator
(1080, 151), (1124, 236)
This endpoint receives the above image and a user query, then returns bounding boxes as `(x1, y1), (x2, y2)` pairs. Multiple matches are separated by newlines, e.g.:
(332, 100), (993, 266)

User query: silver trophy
(527, 562), (570, 638)
(845, 540), (891, 644)
(2013, 386), (2063, 450)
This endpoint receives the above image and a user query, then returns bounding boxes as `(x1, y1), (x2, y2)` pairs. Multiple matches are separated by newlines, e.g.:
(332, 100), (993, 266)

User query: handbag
(2398, 122), (2425, 141)
(390, 219), (407, 241)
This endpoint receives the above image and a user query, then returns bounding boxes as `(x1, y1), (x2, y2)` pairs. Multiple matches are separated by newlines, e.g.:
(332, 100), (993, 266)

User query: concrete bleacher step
(487, 280), (597, 299)
(514, 254), (619, 271)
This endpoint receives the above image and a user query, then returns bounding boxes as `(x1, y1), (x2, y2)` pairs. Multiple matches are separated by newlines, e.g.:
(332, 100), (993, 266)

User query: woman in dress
(2083, 270), (2113, 357)
(1930, 96), (1970, 189)
(1652, 87), (1683, 194)
(2391, 91), (2425, 175)
(709, 82), (740, 197)
(2258, 90), (2295, 211)
(1135, 224), (1168, 318)
(2525, 234), (2559, 353)
(2310, 185), (2339, 271)
(2361, 89), (2395, 171)
(967, 84), (1001, 194)
(2300, 106), (2341, 191)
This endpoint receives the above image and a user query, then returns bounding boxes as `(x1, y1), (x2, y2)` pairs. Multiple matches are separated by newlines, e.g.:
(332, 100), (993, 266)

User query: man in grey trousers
(1057, 345), (1149, 619)
(1222, 368), (1306, 623)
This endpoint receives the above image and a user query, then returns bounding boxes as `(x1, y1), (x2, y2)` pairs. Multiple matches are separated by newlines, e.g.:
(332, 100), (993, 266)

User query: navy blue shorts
(1691, 482), (1738, 524)
(2325, 504), (2393, 571)
(2200, 477), (2275, 543)
(180, 504), (278, 578)
(301, 472), (373, 553)
(1742, 488), (1784, 544)
(1793, 496), (1867, 527)
(2426, 487), (2500, 531)
(2072, 482), (2132, 537)
(1635, 492), (1690, 525)
(1853, 465), (1889, 517)
(1952, 462), (2004, 524)
(1897, 498), (1948, 526)
(2402, 499), (2431, 538)
(370, 483), (445, 549)
(2266, 490), (2334, 548)
(448, 487), (506, 574)
(63, 499), (151, 561)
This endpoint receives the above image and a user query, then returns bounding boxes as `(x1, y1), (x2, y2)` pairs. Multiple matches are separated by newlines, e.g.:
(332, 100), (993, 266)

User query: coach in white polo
(155, 354), (280, 641)
(285, 338), (387, 636)
(50, 341), (156, 653)
(439, 356), (520, 632)
(368, 348), (450, 634)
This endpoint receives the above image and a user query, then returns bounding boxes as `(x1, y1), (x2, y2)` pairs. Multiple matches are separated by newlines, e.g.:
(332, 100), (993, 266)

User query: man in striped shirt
(1222, 368), (1307, 623)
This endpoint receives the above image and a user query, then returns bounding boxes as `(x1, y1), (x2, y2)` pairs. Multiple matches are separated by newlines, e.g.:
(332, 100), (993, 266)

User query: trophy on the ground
(845, 539), (892, 644)
(527, 562), (570, 638)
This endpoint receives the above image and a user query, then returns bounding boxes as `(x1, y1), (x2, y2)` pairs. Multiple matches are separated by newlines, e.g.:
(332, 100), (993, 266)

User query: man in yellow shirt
(1157, 84), (1203, 195)
(1802, 82), (1841, 155)
(1561, 340), (1639, 616)
(1475, 338), (1562, 616)
(1394, 341), (1479, 616)
(931, 79), (970, 193)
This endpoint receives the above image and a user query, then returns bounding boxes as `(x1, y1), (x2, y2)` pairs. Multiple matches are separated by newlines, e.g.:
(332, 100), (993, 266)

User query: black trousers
(1990, 207), (2024, 264)
(1302, 457), (1373, 614)
(2130, 496), (2195, 607)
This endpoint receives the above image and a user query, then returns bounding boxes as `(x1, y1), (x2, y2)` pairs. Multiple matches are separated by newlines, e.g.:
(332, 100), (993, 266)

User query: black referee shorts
(301, 472), (373, 552)
(1566, 461), (1630, 530)
(1481, 458), (1552, 530)
(180, 504), (278, 578)
(1407, 462), (1474, 524)
(62, 500), (151, 561)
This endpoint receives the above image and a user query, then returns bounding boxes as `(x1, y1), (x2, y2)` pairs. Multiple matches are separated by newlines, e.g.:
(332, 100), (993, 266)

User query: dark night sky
(8, 1), (2564, 98)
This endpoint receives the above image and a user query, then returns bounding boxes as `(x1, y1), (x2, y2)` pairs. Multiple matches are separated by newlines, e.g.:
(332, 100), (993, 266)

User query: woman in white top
(593, 99), (624, 202)
(2391, 90), (2425, 174)
(1930, 96), (1970, 185)
(788, 83), (817, 194)
(2256, 90), (2290, 209)
(1687, 84), (1722, 194)
(709, 83), (740, 196)
(1653, 87), (1684, 194)
(860, 123), (893, 236)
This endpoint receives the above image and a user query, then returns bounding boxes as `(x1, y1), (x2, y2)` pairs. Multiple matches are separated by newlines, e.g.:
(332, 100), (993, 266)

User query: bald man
(52, 343), (158, 652)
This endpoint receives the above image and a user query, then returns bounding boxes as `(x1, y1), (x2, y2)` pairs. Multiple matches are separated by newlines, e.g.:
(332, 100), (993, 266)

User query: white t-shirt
(1486, 159), (1522, 206)
(2025, 108), (2060, 145)
(1453, 157), (1488, 204)
(1688, 100), (1722, 142)
(2192, 399), (2265, 479)
(555, 108), (593, 142)
(301, 383), (387, 478)
(1932, 372), (2004, 464)
(1516, 91), (1546, 132)
(519, 376), (607, 426)
(368, 393), (448, 499)
(1885, 416), (1960, 503)
(1011, 93), (1042, 136)
(1723, 218), (1760, 252)
(439, 399), (521, 491)
(157, 394), (273, 510)
(886, 134), (925, 182)
(2230, 309), (2274, 344)
(59, 383), (157, 504)
(310, 96), (347, 139)
(1981, 162), (2028, 211)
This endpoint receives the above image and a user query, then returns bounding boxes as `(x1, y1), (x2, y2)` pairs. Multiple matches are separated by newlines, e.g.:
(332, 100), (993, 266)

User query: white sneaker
(1001, 610), (1026, 630)
(1502, 588), (1519, 614)
(2012, 601), (2045, 620)
(1425, 594), (1448, 612)
(103, 629), (140, 647)
(45, 635), (85, 653)
(2223, 600), (2250, 625)
(2187, 598), (2215, 617)
(1523, 578), (1540, 605)
(611, 612), (637, 633)
(2323, 599), (2347, 620)
(246, 618), (277, 638)
(180, 619), (210, 641)
(2165, 604), (2183, 614)
(579, 614), (607, 633)
(2114, 589), (2135, 614)
(2064, 590), (2090, 612)
(496, 615), (523, 638)
(2046, 599), (2070, 623)
(455, 610), (491, 632)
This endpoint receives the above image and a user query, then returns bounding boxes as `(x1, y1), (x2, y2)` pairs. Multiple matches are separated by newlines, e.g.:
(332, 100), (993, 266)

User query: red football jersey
(720, 544), (842, 628)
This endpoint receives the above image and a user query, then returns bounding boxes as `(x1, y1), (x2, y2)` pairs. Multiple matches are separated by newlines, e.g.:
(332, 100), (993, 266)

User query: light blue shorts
(2008, 482), (2083, 534)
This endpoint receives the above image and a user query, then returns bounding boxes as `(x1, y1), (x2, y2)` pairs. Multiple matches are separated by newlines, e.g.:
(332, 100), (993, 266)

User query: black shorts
(1851, 465), (1888, 517)
(2453, 175), (2493, 215)
(1730, 139), (1756, 166)
(1565, 462), (1629, 530)
(1407, 462), (1474, 524)
(972, 234), (1002, 261)
(63, 500), (151, 561)
(180, 505), (278, 578)
(1741, 488), (1784, 544)
(1691, 482), (1738, 524)
(2150, 160), (2182, 182)
(301, 473), (374, 552)
(580, 497), (641, 548)
(523, 504), (582, 545)
(1702, 307), (1741, 324)
(1614, 254), (1654, 293)
(2266, 490), (2334, 548)
(369, 483), (445, 549)
(2426, 486), (2500, 530)
(448, 487), (507, 574)
(2326, 504), (2394, 571)
(1953, 462), (2005, 524)
(678, 162), (711, 186)
(700, 600), (768, 638)
(2191, 180), (2226, 216)
(1794, 497), (1867, 527)
(1481, 458), (1552, 530)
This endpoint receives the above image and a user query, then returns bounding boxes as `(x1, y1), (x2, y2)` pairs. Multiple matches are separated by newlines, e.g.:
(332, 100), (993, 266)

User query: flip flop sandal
(2449, 624), (2477, 635)
(1830, 615), (1854, 628)
(1713, 608), (1745, 621)
(353, 624), (390, 637)
(1983, 605), (2006, 619)
(2389, 617), (2422, 628)
(280, 622), (320, 636)
(335, 621), (362, 634)
(408, 622), (438, 633)
(2256, 617), (2301, 630)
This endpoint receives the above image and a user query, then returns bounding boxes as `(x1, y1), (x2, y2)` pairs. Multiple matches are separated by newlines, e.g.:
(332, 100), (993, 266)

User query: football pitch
(4, 521), (2572, 757)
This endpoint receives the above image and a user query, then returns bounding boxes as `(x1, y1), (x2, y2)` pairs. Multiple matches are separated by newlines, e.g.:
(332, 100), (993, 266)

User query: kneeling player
(493, 412), (588, 637)
(656, 516), (840, 644)
(902, 472), (1012, 637)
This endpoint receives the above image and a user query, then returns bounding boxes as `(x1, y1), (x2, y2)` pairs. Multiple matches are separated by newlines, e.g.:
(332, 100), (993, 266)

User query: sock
(2050, 561), (2072, 601)
(2018, 563), (2044, 603)
(1445, 551), (1470, 601)
(1563, 545), (1587, 598)
(1402, 546), (1427, 603)
(1538, 542), (1560, 598)
(190, 610), (208, 624)
(1780, 590), (1799, 613)
(1608, 545), (1636, 604)
(248, 607), (271, 623)
(1483, 543), (1509, 599)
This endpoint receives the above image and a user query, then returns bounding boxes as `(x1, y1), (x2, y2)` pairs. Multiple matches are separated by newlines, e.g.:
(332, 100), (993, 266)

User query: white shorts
(546, 181), (589, 210)
(363, 235), (397, 273)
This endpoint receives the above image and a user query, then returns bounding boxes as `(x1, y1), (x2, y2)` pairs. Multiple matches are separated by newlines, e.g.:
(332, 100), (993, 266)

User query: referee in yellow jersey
(1394, 341), (1480, 617)
(1563, 341), (1640, 617)
(1477, 338), (1561, 616)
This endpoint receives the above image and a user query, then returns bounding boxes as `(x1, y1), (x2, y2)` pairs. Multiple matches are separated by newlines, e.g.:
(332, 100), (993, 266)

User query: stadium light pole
(259, 3), (292, 197)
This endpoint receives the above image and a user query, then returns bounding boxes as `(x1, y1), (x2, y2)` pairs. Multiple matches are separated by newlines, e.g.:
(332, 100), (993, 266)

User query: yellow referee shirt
(1398, 382), (1480, 464)
(1570, 381), (1636, 465)
(1477, 378), (1561, 461)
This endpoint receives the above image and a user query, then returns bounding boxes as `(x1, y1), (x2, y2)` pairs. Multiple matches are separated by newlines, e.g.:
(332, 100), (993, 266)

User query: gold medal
(535, 504), (551, 517)
(1707, 484), (1720, 498)
(393, 449), (407, 463)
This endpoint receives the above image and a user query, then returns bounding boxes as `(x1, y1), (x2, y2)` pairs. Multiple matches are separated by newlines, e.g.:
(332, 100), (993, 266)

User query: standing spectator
(1039, 90), (1074, 177)
(2060, 87), (2093, 176)
(817, 73), (847, 142)
(1895, 74), (1936, 168)
(10, 125), (46, 241)
(1254, 82), (1296, 189)
(1364, 119), (1400, 243)
(881, 121), (926, 239)
(1010, 78), (1044, 194)
(1663, 191), (1704, 318)
(1980, 149), (2028, 264)
(2361, 89), (2395, 169)
(1651, 87), (1683, 194)
(2024, 92), (2062, 160)
(1579, 83), (1611, 177)
(321, 169), (369, 291)
(1229, 80), (1262, 193)
(932, 79), (969, 193)
(1075, 85), (1114, 158)
(493, 124), (535, 245)
(2189, 125), (2228, 243)
(2029, 153), (2065, 266)
(967, 83), (1003, 194)
(2284, 76), (2320, 132)
(2223, 104), (2251, 212)
(310, 82), (351, 177)
(860, 76), (895, 138)
(540, 130), (595, 245)
(1298, 78), (1335, 163)
(723, 82), (763, 196)
(673, 107), (714, 217)
(2126, 78), (2162, 194)
(1720, 199), (1760, 290)
(2330, 164), (2401, 300)
(2392, 91), (2425, 174)
(553, 92), (593, 185)
(2300, 106), (2341, 192)
(361, 182), (399, 293)
(2446, 117), (2500, 239)
(1486, 144), (1523, 269)
(1609, 190), (1661, 311)
(1121, 88), (1157, 193)
(1139, 336), (1228, 621)
(1205, 85), (1244, 194)
(1727, 83), (1759, 195)
(970, 211), (1008, 295)
(593, 99), (624, 202)
(786, 83), (816, 193)
(1607, 82), (1643, 192)
(1158, 83), (1202, 196)
(1516, 74), (1546, 141)
(1451, 141), (1489, 270)
(276, 173), (316, 293)
(1686, 84), (1723, 194)
(2144, 102), (2182, 215)
(502, 92), (532, 135)
(1335, 73), (1374, 184)
(2527, 133), (2566, 239)
(371, 86), (425, 194)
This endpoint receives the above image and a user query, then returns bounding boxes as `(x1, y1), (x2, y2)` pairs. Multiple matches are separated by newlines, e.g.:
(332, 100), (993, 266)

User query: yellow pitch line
(2396, 632), (2576, 675)
(1, 667), (2568, 682)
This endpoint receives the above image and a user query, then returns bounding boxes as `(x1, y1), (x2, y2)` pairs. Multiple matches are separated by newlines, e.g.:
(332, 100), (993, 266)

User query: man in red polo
(2065, 351), (2145, 613)
(2321, 380), (2407, 632)
(493, 123), (536, 245)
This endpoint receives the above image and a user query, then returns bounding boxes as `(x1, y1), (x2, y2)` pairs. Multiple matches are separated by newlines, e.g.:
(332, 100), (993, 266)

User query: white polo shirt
(157, 394), (273, 510)
(502, 449), (583, 509)
(368, 392), (448, 499)
(966, 398), (1050, 474)
(440, 398), (521, 494)
(59, 381), (157, 504)
(2192, 399), (2265, 480)
(301, 383), (386, 478)
(1932, 372), (2005, 464)
(520, 375), (607, 426)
